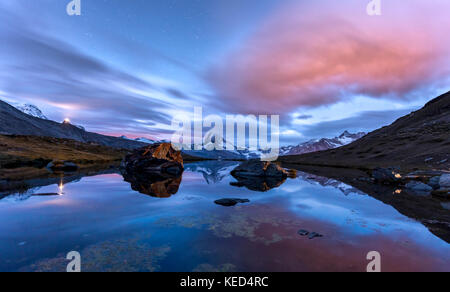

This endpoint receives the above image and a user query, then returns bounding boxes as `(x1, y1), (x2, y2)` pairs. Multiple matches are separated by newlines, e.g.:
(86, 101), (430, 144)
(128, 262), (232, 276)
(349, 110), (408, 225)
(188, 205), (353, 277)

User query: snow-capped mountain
(182, 131), (365, 160)
(15, 104), (48, 120)
(135, 137), (156, 144)
(120, 136), (157, 144)
(283, 131), (366, 156)
(119, 131), (365, 160)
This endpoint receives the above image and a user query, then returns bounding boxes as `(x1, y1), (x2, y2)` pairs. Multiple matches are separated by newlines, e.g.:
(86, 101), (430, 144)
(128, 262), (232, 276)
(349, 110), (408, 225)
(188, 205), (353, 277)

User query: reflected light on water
(58, 180), (64, 196)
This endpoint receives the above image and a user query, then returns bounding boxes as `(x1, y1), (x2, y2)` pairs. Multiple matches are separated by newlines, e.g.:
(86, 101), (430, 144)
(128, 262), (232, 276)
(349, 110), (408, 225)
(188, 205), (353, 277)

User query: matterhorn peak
(340, 130), (351, 137)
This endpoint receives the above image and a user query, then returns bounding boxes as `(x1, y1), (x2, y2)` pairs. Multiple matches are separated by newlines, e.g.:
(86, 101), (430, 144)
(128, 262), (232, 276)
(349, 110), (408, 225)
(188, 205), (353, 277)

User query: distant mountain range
(120, 136), (159, 144)
(181, 131), (366, 160)
(1, 100), (368, 158)
(0, 100), (146, 150)
(281, 131), (367, 156)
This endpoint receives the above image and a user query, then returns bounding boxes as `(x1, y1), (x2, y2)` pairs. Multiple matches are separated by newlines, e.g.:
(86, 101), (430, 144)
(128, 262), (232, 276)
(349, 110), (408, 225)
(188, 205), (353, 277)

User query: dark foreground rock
(214, 198), (250, 207)
(121, 143), (184, 179)
(297, 229), (323, 239)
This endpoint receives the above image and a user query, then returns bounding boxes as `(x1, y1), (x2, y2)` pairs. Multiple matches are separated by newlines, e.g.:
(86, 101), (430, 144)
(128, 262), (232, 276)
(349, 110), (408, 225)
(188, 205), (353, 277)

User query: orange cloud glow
(209, 0), (450, 114)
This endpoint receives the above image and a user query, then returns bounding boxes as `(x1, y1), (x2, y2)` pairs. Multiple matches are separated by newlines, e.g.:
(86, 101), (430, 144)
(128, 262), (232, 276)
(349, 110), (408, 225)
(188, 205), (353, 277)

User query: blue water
(0, 161), (448, 272)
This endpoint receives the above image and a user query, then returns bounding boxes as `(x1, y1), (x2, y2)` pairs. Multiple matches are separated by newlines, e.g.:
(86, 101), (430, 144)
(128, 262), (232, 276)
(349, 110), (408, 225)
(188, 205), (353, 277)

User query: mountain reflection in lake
(0, 161), (448, 272)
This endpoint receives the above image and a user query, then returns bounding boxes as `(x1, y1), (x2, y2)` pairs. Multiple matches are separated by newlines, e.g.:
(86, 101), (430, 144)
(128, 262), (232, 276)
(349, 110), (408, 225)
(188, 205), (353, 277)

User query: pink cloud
(209, 0), (450, 114)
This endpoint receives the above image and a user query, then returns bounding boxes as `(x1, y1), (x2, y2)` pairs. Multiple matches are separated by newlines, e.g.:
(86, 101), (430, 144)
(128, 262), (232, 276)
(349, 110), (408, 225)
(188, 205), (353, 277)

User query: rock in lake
(214, 198), (250, 207)
(372, 168), (401, 184)
(231, 161), (288, 179)
(121, 143), (184, 179)
(428, 176), (442, 190)
(308, 232), (323, 240)
(297, 229), (323, 239)
(298, 230), (310, 236)
(439, 174), (450, 188)
(405, 181), (433, 193)
(230, 161), (288, 192)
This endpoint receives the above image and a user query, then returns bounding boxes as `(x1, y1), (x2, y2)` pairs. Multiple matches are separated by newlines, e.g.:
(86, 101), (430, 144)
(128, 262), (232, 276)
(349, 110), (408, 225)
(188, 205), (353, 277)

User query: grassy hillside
(0, 135), (126, 170)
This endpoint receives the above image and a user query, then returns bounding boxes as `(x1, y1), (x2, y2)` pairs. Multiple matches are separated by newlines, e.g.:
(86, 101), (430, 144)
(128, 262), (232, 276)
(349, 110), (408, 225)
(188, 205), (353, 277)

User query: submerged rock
(297, 230), (310, 236)
(308, 232), (323, 240)
(231, 161), (288, 178)
(121, 143), (184, 178)
(214, 198), (250, 207)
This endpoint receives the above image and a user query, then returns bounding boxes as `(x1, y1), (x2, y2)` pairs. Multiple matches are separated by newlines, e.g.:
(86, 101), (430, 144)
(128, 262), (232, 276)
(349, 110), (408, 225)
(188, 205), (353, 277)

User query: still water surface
(0, 161), (448, 272)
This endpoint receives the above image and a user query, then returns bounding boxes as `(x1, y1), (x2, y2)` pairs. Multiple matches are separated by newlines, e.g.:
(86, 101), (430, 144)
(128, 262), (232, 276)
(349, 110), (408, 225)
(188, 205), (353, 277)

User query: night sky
(1, 0), (449, 145)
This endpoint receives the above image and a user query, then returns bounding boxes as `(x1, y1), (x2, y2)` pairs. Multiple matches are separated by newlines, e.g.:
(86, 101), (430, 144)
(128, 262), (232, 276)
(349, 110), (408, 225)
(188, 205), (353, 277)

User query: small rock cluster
(298, 229), (323, 240)
(371, 168), (449, 199)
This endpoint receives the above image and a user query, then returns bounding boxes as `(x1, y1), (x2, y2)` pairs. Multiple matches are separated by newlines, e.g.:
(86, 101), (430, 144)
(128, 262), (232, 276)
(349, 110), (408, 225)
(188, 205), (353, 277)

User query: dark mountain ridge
(0, 100), (146, 150)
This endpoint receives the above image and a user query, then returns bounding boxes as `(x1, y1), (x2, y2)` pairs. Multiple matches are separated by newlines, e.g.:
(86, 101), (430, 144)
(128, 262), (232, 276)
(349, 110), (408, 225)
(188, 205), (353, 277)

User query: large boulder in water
(121, 143), (184, 198)
(230, 161), (288, 192)
(231, 161), (288, 178)
(121, 143), (184, 178)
